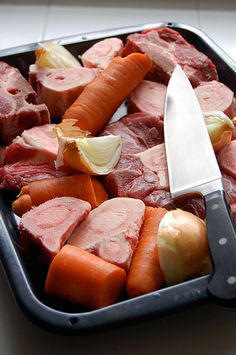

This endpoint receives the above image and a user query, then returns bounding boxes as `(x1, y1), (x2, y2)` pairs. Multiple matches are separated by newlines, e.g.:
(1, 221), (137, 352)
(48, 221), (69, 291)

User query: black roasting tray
(0, 22), (235, 335)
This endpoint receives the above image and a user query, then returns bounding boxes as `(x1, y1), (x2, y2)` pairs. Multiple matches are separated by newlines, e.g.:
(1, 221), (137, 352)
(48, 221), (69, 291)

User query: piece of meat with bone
(0, 161), (68, 190)
(105, 144), (206, 219)
(123, 27), (218, 86)
(128, 80), (167, 118)
(0, 61), (50, 145)
(19, 197), (91, 265)
(68, 197), (145, 270)
(127, 79), (235, 120)
(194, 81), (236, 118)
(105, 144), (170, 199)
(29, 64), (99, 118)
(100, 112), (164, 154)
(4, 124), (58, 165)
(80, 37), (124, 69)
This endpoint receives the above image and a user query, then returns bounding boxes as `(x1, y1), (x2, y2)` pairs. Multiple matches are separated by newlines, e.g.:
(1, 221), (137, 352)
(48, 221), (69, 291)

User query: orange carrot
(126, 206), (168, 298)
(12, 174), (108, 216)
(62, 53), (152, 135)
(45, 245), (127, 309)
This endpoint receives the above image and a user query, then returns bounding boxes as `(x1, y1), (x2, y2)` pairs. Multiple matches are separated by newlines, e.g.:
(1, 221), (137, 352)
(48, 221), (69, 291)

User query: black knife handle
(205, 189), (236, 304)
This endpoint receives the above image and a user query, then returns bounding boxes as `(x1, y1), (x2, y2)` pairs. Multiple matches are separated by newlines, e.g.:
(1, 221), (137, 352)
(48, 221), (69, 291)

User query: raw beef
(100, 112), (164, 154)
(194, 81), (236, 118)
(128, 80), (166, 118)
(222, 173), (236, 205)
(4, 124), (58, 164)
(123, 27), (218, 86)
(68, 197), (145, 270)
(0, 61), (50, 145)
(81, 37), (124, 69)
(0, 146), (5, 167)
(29, 64), (99, 117)
(217, 140), (236, 180)
(105, 144), (206, 219)
(0, 161), (68, 190)
(127, 79), (235, 119)
(231, 203), (236, 221)
(19, 197), (91, 264)
(105, 144), (169, 198)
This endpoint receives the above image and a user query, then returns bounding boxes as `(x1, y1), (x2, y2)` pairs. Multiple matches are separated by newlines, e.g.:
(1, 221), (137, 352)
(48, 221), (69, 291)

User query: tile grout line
(41, 0), (52, 41)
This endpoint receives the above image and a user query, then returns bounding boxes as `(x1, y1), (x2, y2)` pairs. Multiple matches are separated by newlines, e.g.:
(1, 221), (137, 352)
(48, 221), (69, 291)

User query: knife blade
(164, 64), (236, 303)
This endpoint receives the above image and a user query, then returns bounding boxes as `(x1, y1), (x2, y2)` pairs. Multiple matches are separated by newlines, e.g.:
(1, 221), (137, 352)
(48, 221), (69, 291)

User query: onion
(35, 41), (81, 68)
(157, 209), (212, 286)
(204, 111), (233, 152)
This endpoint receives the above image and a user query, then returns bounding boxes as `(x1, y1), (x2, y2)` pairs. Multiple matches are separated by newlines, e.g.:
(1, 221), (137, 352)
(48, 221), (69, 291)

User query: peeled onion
(35, 41), (81, 68)
(204, 111), (233, 152)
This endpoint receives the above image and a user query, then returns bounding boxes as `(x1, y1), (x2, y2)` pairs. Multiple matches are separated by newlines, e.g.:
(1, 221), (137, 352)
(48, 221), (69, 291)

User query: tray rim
(0, 21), (234, 335)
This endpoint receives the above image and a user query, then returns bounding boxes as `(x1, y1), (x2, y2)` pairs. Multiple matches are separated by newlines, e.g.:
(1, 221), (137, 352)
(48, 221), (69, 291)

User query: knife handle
(205, 189), (236, 304)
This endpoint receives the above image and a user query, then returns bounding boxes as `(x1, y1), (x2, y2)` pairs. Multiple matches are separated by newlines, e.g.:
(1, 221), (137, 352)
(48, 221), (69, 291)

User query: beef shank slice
(0, 61), (50, 145)
(68, 197), (145, 270)
(29, 64), (99, 118)
(19, 197), (91, 264)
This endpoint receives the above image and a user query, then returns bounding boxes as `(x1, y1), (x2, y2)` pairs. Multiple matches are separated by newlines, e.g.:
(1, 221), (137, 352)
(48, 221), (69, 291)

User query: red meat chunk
(68, 197), (145, 270)
(105, 144), (206, 219)
(123, 27), (218, 86)
(217, 140), (236, 180)
(0, 61), (50, 145)
(100, 112), (164, 154)
(19, 197), (91, 264)
(105, 144), (169, 199)
(222, 173), (236, 205)
(0, 161), (68, 190)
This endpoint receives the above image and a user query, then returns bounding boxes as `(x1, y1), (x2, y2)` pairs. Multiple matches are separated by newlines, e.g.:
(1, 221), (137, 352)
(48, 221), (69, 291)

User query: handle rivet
(227, 276), (236, 285)
(211, 203), (219, 210)
(219, 237), (227, 245)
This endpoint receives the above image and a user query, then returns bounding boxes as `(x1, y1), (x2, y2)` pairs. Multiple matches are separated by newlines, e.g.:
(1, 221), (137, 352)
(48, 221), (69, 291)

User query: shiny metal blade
(164, 64), (222, 198)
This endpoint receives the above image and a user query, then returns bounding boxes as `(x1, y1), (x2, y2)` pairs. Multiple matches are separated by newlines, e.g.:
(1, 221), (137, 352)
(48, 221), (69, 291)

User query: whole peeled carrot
(12, 174), (108, 216)
(126, 207), (167, 298)
(45, 245), (127, 309)
(62, 53), (152, 135)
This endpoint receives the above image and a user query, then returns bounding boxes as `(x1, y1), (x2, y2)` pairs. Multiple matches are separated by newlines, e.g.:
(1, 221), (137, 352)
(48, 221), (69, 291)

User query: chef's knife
(164, 64), (236, 304)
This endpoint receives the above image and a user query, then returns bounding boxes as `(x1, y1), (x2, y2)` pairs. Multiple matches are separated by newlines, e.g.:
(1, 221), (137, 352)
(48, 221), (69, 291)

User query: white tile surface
(0, 0), (49, 50)
(44, 0), (199, 41)
(198, 0), (236, 61)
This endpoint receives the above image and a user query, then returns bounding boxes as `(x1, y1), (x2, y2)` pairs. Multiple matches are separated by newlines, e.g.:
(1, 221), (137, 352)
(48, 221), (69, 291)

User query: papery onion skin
(157, 209), (213, 286)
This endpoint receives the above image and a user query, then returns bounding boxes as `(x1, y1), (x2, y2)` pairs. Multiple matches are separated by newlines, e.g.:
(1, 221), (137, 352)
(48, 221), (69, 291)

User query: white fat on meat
(68, 197), (145, 270)
(137, 143), (169, 189)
